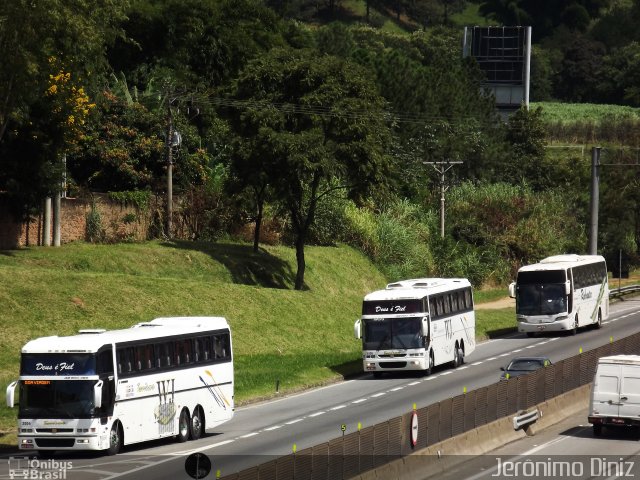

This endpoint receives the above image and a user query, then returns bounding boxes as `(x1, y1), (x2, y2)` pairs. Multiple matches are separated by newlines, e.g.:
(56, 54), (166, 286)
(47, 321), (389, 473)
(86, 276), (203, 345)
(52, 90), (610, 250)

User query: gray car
(500, 356), (552, 380)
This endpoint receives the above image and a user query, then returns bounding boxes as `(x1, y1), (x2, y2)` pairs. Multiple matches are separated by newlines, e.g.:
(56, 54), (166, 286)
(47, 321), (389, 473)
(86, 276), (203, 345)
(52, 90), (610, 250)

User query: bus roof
(519, 254), (606, 273)
(20, 317), (230, 354)
(364, 278), (471, 301)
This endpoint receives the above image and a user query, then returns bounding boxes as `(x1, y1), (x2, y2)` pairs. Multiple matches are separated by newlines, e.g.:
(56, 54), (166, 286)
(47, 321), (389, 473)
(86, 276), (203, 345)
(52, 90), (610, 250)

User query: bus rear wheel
(107, 422), (122, 456)
(190, 406), (204, 440)
(177, 408), (190, 442)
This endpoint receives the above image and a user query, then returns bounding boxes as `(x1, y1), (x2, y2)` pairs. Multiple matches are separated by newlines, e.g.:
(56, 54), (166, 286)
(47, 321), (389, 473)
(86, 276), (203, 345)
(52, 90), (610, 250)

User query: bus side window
(117, 347), (134, 374)
(458, 291), (466, 311)
(97, 348), (113, 375)
(214, 334), (229, 360)
(156, 342), (173, 369)
(175, 339), (193, 365)
(450, 293), (459, 313)
(429, 298), (438, 319)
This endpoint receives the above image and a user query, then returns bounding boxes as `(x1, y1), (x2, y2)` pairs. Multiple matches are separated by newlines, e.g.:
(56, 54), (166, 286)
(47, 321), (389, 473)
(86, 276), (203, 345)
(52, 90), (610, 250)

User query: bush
(85, 204), (104, 243)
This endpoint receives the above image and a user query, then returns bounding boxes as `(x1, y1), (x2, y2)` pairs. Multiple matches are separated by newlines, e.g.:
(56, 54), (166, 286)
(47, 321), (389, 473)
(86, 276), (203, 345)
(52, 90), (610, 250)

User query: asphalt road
(430, 406), (640, 480)
(3, 297), (640, 480)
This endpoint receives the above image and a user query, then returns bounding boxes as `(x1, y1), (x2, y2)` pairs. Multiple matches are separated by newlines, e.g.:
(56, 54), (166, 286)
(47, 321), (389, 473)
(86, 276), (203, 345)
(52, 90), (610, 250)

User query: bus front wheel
(570, 316), (579, 336)
(425, 352), (434, 376)
(107, 422), (122, 456)
(190, 406), (204, 440)
(595, 310), (602, 329)
(177, 408), (190, 442)
(452, 344), (461, 368)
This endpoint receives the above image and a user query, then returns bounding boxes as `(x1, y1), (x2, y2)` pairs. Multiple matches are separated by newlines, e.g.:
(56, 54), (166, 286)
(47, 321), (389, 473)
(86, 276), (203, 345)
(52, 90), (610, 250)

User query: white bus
(354, 278), (476, 377)
(509, 254), (609, 336)
(6, 316), (234, 456)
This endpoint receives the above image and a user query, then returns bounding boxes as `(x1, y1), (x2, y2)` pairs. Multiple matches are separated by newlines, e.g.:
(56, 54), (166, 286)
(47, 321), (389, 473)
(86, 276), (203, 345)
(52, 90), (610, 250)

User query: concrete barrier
(350, 383), (591, 480)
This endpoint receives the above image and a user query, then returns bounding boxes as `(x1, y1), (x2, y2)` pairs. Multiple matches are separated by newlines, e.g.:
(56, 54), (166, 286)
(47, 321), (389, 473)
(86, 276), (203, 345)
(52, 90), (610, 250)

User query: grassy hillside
(0, 240), (511, 445)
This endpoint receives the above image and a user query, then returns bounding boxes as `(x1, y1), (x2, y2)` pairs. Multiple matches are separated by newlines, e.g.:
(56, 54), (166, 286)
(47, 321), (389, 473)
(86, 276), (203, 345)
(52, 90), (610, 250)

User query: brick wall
(0, 194), (159, 249)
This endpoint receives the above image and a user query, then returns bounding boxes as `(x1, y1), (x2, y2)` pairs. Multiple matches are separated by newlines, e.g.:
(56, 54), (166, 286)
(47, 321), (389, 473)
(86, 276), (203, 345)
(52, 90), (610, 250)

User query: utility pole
(588, 147), (600, 255)
(423, 161), (463, 238)
(165, 97), (174, 239)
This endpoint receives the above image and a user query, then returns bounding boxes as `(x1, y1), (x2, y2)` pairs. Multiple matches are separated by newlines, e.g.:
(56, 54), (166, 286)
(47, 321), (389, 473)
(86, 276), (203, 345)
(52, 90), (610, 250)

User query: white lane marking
(440, 371), (452, 376)
(498, 353), (509, 357)
(104, 438), (236, 480)
(390, 387), (404, 392)
(460, 435), (572, 480)
(471, 361), (482, 366)
(352, 398), (367, 404)
(309, 411), (326, 417)
(512, 349), (523, 353)
(330, 404), (347, 411)
(240, 432), (259, 438)
(486, 357), (497, 361)
(525, 345), (536, 349)
(408, 381), (421, 386)
(371, 392), (386, 398)
(264, 425), (282, 431)
(285, 418), (304, 425)
(458, 366), (469, 370)
(425, 377), (437, 381)
(549, 337), (559, 342)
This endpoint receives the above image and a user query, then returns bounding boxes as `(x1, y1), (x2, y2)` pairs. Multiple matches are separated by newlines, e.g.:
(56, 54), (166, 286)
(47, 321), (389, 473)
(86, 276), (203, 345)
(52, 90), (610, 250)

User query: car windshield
(362, 317), (422, 350)
(19, 380), (97, 419)
(507, 359), (545, 371)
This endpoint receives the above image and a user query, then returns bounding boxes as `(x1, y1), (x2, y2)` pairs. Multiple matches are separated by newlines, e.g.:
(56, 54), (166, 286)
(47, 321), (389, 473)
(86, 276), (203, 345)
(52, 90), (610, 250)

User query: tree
(229, 48), (393, 289)
(0, 0), (127, 220)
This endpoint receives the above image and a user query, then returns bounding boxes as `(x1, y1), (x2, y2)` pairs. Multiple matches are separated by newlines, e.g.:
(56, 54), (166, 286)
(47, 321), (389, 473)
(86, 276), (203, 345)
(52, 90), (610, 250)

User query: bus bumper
(18, 434), (105, 451)
(518, 316), (572, 333)
(364, 358), (427, 372)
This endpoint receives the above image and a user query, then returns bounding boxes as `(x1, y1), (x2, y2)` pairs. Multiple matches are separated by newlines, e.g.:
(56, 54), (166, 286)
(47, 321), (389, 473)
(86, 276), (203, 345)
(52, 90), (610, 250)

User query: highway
(2, 297), (640, 480)
(432, 407), (640, 480)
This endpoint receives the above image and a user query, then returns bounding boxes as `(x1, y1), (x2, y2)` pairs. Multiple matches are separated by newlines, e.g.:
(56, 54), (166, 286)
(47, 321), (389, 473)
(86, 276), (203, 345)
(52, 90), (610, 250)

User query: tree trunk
(366, 0), (370, 22)
(253, 197), (264, 253)
(294, 232), (306, 290)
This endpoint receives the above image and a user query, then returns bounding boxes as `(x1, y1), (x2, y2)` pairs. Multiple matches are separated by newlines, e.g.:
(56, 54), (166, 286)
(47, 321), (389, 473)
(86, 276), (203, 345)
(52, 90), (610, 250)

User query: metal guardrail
(610, 284), (640, 297)
(512, 409), (539, 430)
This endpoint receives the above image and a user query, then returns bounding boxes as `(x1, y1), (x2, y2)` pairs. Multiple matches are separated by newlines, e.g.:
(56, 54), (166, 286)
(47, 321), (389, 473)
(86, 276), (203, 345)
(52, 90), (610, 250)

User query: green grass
(0, 240), (515, 446)
(474, 287), (508, 304)
(533, 102), (640, 125)
(451, 2), (491, 27)
(476, 309), (514, 340)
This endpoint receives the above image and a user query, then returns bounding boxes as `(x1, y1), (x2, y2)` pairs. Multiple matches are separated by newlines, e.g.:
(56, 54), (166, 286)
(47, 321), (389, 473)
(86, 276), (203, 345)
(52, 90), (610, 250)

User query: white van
(588, 355), (640, 436)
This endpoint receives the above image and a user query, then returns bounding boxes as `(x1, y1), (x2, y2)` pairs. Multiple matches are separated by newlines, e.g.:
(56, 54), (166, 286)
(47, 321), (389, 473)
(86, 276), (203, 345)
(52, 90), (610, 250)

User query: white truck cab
(588, 355), (640, 436)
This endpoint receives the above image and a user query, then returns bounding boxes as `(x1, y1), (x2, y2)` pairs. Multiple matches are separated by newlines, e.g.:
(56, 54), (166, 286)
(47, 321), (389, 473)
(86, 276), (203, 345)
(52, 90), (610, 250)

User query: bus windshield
(363, 317), (422, 350)
(516, 284), (567, 316)
(19, 380), (97, 419)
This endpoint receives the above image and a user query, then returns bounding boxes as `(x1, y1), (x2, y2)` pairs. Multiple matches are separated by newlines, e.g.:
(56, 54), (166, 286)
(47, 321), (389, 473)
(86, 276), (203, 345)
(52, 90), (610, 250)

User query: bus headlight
(555, 315), (568, 322)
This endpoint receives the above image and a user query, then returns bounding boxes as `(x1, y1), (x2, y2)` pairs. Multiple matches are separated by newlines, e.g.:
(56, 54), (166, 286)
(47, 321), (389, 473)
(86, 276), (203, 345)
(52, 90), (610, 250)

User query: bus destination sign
(20, 354), (96, 376)
(362, 299), (423, 316)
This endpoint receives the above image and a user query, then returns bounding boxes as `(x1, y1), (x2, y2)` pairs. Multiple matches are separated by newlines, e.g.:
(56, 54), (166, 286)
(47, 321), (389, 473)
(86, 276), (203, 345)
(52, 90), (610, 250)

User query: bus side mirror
(94, 380), (103, 409)
(354, 319), (361, 340)
(565, 281), (571, 295)
(6, 381), (17, 408)
(421, 317), (429, 337)
(508, 282), (516, 298)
